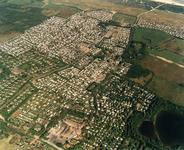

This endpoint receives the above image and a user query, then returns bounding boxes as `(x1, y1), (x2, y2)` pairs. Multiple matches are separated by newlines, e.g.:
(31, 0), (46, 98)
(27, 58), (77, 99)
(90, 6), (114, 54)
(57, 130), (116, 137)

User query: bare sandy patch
(156, 56), (173, 63)
(151, 0), (184, 7)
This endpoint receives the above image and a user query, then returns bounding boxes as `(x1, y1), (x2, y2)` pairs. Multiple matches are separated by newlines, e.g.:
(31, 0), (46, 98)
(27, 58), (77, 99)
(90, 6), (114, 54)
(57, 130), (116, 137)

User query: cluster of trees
(126, 64), (150, 78)
(0, 4), (48, 34)
(0, 121), (7, 137)
(159, 4), (184, 14)
(122, 41), (150, 78)
(28, 124), (45, 136)
(122, 41), (149, 63)
(98, 20), (121, 29)
(108, 0), (160, 11)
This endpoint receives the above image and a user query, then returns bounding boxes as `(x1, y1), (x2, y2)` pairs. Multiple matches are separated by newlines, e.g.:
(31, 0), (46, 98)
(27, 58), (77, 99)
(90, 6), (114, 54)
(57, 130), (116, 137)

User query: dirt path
(134, 4), (164, 25)
(150, 54), (184, 68)
(42, 0), (49, 8)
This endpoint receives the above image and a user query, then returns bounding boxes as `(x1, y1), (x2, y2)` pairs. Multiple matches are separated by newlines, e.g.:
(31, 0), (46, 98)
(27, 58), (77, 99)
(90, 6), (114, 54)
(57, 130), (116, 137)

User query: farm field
(147, 48), (184, 65)
(148, 76), (184, 106)
(141, 55), (184, 84)
(162, 38), (184, 56)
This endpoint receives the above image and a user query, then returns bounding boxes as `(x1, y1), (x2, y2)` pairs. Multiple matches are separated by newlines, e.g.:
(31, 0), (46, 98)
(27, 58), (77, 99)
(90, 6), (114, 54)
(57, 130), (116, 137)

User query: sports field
(13, 110), (21, 117)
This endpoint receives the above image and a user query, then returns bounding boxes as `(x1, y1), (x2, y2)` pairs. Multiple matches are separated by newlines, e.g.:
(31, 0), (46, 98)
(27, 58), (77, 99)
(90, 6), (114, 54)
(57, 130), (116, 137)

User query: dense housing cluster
(83, 76), (155, 149)
(0, 10), (161, 150)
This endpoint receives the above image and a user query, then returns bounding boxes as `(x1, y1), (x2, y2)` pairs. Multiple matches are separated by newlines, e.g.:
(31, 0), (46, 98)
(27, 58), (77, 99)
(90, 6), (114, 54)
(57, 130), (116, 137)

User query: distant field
(112, 12), (136, 25)
(141, 10), (184, 28)
(133, 27), (171, 47)
(148, 76), (184, 106)
(7, 0), (31, 5)
(43, 3), (81, 17)
(141, 55), (184, 84)
(50, 0), (146, 16)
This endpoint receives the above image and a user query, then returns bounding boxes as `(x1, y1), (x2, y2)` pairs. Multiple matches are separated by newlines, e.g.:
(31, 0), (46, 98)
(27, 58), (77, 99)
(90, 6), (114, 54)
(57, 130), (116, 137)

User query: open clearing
(141, 55), (184, 84)
(141, 10), (184, 28)
(148, 76), (184, 106)
(159, 38), (184, 56)
(0, 31), (21, 43)
(0, 135), (24, 150)
(112, 12), (136, 25)
(130, 73), (153, 86)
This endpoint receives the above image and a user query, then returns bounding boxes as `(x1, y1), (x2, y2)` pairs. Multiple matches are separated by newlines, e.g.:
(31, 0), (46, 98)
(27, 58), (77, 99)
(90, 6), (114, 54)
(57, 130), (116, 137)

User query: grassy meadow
(133, 27), (171, 47)
(112, 12), (136, 25)
(133, 27), (184, 64)
(141, 55), (184, 84)
(148, 76), (184, 106)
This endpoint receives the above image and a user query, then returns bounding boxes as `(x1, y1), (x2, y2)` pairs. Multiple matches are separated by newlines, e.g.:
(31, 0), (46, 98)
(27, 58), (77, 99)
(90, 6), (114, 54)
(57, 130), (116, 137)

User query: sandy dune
(151, 0), (184, 7)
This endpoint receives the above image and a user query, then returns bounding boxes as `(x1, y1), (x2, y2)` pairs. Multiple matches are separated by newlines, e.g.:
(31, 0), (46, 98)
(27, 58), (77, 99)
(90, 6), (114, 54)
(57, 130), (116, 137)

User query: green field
(148, 76), (184, 106)
(133, 27), (171, 47)
(112, 12), (136, 24)
(133, 27), (184, 64)
(7, 0), (32, 5)
(18, 62), (31, 71)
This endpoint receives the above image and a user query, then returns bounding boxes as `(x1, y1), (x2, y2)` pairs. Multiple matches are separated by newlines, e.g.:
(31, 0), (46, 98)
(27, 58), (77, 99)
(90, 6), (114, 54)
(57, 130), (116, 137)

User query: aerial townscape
(0, 0), (184, 150)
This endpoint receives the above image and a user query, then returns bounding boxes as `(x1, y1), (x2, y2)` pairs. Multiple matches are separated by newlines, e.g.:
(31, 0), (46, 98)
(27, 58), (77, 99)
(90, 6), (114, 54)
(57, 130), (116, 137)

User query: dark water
(139, 121), (157, 140)
(155, 110), (184, 147)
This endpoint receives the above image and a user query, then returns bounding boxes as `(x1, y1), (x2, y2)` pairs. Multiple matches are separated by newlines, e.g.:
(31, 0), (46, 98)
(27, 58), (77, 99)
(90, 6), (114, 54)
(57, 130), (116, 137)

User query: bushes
(98, 20), (121, 29)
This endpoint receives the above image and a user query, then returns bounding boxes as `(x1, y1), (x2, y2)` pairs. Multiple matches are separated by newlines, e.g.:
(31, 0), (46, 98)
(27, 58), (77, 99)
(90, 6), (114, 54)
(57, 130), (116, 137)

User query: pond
(139, 110), (184, 147)
(155, 110), (184, 147)
(138, 120), (156, 140)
